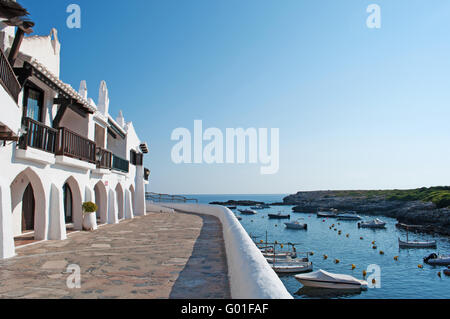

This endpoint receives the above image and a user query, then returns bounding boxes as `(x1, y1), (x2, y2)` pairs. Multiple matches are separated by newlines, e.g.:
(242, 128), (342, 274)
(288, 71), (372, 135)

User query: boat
(271, 261), (313, 274)
(262, 251), (297, 259)
(227, 206), (237, 210)
(284, 221), (307, 230)
(336, 212), (361, 221)
(358, 218), (386, 229)
(268, 213), (291, 219)
(423, 253), (450, 266)
(398, 238), (437, 249)
(295, 270), (368, 290)
(239, 209), (257, 215)
(317, 211), (337, 218)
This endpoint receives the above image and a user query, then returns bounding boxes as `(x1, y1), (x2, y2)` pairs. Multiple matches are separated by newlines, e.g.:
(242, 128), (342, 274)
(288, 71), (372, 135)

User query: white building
(0, 20), (149, 259)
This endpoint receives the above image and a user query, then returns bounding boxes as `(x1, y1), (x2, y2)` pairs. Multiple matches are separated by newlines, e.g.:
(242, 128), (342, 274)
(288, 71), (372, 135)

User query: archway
(63, 177), (83, 231)
(10, 168), (46, 240)
(115, 183), (124, 220)
(129, 185), (135, 215)
(94, 181), (107, 224)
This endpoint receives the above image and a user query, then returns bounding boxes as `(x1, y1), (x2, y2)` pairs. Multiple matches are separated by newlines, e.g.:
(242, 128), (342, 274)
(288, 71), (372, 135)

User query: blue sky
(21, 0), (450, 194)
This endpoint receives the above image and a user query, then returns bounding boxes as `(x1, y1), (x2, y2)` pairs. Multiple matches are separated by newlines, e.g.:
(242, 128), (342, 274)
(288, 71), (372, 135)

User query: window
(23, 84), (44, 122)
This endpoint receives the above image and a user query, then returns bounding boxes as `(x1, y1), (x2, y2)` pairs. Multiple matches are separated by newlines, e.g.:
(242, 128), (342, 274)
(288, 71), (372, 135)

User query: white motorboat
(317, 211), (337, 218)
(239, 209), (257, 215)
(262, 251), (297, 259)
(336, 212), (362, 221)
(295, 270), (368, 290)
(284, 221), (308, 230)
(272, 261), (313, 274)
(358, 218), (386, 229)
(423, 253), (450, 266)
(398, 238), (437, 249)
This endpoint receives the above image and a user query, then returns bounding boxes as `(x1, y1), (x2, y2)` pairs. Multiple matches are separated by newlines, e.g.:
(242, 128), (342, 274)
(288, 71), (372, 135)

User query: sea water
(187, 194), (450, 299)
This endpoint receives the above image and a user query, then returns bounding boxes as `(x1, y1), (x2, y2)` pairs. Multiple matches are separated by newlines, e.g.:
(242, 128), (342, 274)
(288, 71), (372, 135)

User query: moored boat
(239, 209), (257, 215)
(336, 212), (361, 221)
(358, 218), (386, 229)
(423, 253), (450, 266)
(271, 261), (313, 274)
(227, 206), (237, 210)
(262, 251), (297, 259)
(295, 270), (368, 290)
(444, 267), (450, 276)
(284, 221), (307, 230)
(268, 213), (290, 219)
(317, 211), (337, 218)
(398, 238), (437, 249)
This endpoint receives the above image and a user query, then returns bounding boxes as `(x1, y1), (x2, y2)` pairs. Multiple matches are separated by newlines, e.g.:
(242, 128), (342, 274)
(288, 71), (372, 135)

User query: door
(63, 183), (73, 223)
(21, 183), (35, 232)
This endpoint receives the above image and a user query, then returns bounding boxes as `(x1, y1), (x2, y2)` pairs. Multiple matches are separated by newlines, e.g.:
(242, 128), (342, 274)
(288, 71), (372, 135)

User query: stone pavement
(0, 211), (230, 299)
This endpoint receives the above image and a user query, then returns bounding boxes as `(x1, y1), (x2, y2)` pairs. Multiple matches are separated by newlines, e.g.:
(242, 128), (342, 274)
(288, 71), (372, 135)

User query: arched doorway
(63, 183), (73, 224)
(116, 183), (124, 220)
(63, 177), (82, 231)
(94, 182), (107, 224)
(10, 168), (47, 241)
(22, 184), (35, 232)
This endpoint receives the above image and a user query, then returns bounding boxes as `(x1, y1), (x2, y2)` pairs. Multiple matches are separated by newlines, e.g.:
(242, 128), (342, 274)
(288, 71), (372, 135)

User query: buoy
(360, 237), (364, 240)
(323, 254), (328, 260)
(260, 240), (264, 243)
(373, 245), (377, 249)
(352, 264), (356, 270)
(418, 264), (423, 269)
(372, 279), (376, 284)
(323, 219), (326, 222)
(275, 224), (277, 227)
(372, 241), (376, 245)
(335, 259), (340, 264)
(275, 241), (278, 244)
(379, 250), (384, 255)
(310, 252), (314, 256)
(346, 234), (350, 238)
(394, 256), (399, 261)
(280, 244), (284, 249)
(438, 272), (441, 278)
(363, 270), (367, 277)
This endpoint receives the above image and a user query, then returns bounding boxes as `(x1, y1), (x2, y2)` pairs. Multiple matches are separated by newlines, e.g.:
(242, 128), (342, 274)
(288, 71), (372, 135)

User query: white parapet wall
(148, 202), (293, 299)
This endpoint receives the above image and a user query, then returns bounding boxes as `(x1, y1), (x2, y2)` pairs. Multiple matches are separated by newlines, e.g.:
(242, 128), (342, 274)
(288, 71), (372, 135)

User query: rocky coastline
(284, 191), (450, 236)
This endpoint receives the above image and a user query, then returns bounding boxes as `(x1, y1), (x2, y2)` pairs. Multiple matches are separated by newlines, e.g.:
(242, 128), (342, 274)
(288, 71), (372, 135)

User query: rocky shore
(284, 191), (450, 236)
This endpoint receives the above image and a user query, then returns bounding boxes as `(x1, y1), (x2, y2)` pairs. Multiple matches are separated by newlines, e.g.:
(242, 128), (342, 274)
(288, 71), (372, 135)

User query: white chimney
(79, 80), (87, 99)
(97, 80), (109, 116)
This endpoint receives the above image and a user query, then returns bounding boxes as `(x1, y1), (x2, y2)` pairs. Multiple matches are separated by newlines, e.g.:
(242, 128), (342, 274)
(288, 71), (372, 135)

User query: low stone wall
(147, 202), (292, 299)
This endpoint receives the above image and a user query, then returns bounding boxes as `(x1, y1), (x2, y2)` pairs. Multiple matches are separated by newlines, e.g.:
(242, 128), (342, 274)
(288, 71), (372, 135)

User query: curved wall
(153, 202), (293, 299)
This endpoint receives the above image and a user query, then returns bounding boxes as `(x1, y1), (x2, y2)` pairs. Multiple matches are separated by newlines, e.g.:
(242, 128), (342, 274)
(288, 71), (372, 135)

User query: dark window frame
(22, 82), (45, 123)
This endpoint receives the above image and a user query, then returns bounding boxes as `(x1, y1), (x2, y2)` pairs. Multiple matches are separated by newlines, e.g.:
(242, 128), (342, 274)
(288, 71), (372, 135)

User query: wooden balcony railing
(96, 147), (112, 169)
(112, 154), (129, 173)
(19, 117), (58, 153)
(0, 47), (21, 103)
(56, 127), (96, 164)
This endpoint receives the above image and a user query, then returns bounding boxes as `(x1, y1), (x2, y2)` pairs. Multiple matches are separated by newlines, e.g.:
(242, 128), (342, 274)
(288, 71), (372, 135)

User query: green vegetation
(331, 187), (450, 209)
(82, 202), (98, 214)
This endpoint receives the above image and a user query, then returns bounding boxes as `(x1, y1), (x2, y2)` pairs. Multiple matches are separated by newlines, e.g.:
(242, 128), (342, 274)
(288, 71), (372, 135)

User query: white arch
(10, 168), (47, 240)
(94, 182), (108, 224)
(115, 183), (124, 220)
(0, 176), (15, 259)
(107, 189), (118, 224)
(63, 177), (83, 231)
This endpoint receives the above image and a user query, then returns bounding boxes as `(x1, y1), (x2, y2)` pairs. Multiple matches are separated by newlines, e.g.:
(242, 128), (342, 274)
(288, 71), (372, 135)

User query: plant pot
(83, 212), (98, 231)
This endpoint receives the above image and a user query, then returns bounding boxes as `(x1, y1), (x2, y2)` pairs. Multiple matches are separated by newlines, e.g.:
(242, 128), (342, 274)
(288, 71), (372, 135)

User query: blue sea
(182, 194), (450, 299)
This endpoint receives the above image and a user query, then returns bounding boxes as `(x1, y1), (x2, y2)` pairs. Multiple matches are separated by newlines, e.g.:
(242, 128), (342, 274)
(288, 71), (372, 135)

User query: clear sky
(21, 0), (450, 194)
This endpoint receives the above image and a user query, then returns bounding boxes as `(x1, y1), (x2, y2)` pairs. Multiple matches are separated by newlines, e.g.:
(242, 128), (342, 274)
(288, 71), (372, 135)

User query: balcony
(112, 154), (129, 173)
(56, 127), (96, 164)
(0, 47), (21, 103)
(16, 117), (58, 165)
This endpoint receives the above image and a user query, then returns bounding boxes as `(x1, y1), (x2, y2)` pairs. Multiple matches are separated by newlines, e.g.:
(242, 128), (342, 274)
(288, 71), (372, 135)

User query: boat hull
(295, 278), (367, 290)
(425, 258), (450, 266)
(272, 262), (313, 274)
(268, 214), (290, 219)
(399, 238), (437, 249)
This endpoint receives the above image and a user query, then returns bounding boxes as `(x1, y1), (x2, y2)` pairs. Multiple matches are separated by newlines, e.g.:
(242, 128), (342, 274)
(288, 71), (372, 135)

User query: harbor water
(190, 194), (450, 299)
